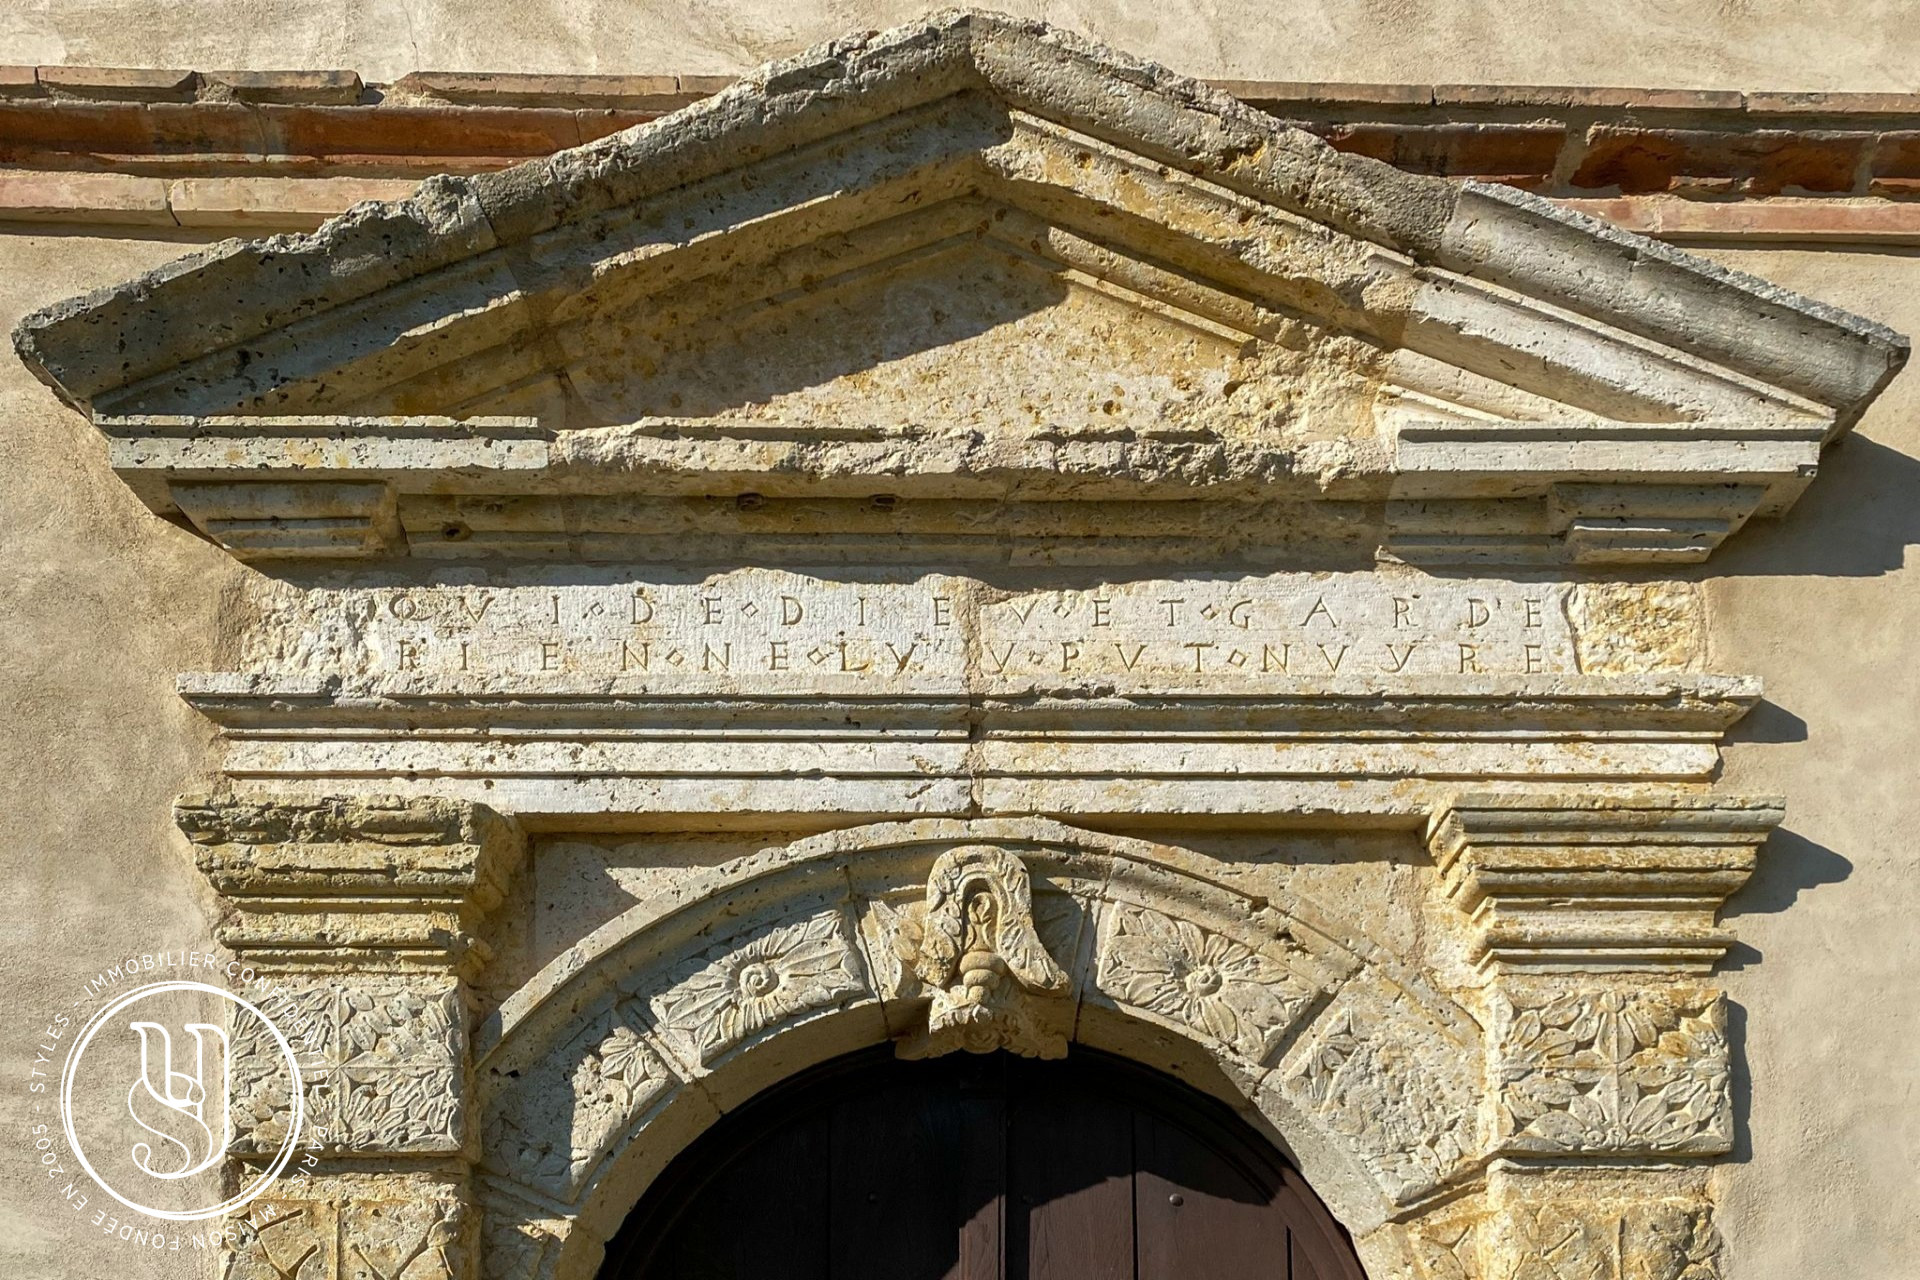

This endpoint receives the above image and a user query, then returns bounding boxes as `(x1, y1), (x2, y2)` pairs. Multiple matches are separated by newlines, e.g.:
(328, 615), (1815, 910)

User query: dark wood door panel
(600, 1048), (1367, 1280)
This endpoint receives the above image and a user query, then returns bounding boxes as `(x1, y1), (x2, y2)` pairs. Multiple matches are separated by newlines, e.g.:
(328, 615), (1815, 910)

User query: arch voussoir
(475, 818), (1493, 1280)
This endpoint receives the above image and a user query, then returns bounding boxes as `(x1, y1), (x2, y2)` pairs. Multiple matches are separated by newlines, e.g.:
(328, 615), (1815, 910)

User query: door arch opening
(597, 1046), (1369, 1279)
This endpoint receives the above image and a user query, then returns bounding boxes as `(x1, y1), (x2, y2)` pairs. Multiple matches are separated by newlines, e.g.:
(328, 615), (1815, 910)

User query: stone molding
(180, 671), (1759, 825)
(181, 795), (526, 973)
(12, 14), (1905, 571)
(1427, 791), (1782, 973)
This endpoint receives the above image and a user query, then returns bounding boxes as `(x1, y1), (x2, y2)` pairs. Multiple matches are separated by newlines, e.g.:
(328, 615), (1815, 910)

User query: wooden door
(599, 1048), (1367, 1280)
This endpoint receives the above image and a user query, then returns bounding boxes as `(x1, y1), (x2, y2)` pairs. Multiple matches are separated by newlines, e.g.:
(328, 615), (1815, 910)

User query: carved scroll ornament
(895, 846), (1070, 1058)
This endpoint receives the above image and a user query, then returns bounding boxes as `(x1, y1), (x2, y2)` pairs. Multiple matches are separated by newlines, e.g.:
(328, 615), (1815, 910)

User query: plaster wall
(3, 0), (1918, 90)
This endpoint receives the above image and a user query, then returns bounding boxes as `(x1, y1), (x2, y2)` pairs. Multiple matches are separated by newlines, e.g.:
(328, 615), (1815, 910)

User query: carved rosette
(892, 846), (1071, 1058)
(1096, 902), (1316, 1066)
(650, 908), (869, 1066)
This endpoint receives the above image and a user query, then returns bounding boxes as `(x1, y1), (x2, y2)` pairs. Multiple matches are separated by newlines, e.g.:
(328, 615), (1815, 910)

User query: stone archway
(18, 13), (1898, 1280)
(470, 818), (1483, 1280)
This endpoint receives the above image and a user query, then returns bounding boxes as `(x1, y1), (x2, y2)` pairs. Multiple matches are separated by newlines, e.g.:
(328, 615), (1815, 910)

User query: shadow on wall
(1717, 829), (1853, 1164)
(1709, 435), (1920, 578)
(1719, 827), (1854, 948)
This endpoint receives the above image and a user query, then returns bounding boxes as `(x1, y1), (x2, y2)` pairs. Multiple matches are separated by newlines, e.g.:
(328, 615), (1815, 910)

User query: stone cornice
(1426, 791), (1784, 973)
(179, 794), (527, 971)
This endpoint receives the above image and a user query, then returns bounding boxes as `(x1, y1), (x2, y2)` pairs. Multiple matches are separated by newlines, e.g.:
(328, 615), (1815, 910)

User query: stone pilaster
(1425, 791), (1781, 1279)
(178, 795), (526, 1280)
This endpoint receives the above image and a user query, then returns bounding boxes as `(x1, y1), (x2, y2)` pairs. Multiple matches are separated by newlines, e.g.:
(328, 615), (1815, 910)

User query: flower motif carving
(1494, 989), (1730, 1155)
(1098, 903), (1315, 1064)
(230, 978), (464, 1155)
(651, 909), (867, 1065)
(1283, 1004), (1478, 1203)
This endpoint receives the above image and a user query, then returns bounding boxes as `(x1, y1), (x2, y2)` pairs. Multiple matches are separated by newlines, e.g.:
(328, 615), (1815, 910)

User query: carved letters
(243, 571), (1590, 691)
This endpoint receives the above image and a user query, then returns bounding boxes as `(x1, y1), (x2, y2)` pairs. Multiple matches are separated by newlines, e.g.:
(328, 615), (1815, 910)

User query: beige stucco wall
(0, 230), (238, 1277)
(2, 9), (1918, 1280)
(0, 0), (1916, 89)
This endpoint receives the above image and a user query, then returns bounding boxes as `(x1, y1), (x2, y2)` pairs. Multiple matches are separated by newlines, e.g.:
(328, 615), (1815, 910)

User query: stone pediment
(12, 10), (1907, 565)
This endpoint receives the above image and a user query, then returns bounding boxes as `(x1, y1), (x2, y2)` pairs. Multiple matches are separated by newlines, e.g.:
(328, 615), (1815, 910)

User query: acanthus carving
(650, 908), (868, 1066)
(1281, 999), (1480, 1204)
(1096, 902), (1316, 1066)
(1486, 1199), (1722, 1280)
(894, 846), (1070, 1058)
(232, 979), (465, 1155)
(1493, 988), (1730, 1155)
(480, 1001), (675, 1197)
(224, 1188), (468, 1280)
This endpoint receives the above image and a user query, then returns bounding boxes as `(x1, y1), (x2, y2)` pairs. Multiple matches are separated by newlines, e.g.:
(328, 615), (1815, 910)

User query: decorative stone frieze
(1427, 791), (1784, 973)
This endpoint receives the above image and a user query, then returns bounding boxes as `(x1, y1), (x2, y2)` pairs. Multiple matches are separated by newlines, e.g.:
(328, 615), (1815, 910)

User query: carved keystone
(1427, 791), (1782, 973)
(895, 846), (1070, 1059)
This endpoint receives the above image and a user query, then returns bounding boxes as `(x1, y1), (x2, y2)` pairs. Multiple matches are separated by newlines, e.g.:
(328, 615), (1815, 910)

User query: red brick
(1320, 122), (1565, 179)
(1744, 90), (1920, 117)
(1571, 125), (1868, 195)
(208, 69), (363, 105)
(0, 66), (40, 95)
(37, 65), (196, 100)
(1435, 84), (1744, 111)
(1216, 80), (1430, 109)
(259, 104), (582, 158)
(676, 75), (736, 96)
(392, 70), (681, 110)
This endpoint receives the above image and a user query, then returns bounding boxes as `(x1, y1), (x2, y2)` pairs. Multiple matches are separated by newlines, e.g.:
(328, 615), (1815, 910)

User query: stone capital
(179, 794), (525, 975)
(1427, 790), (1782, 974)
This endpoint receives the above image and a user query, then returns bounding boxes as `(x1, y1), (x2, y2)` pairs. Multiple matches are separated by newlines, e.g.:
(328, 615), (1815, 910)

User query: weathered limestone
(7, 14), (1906, 1280)
(11, 13), (1906, 570)
(180, 797), (526, 1280)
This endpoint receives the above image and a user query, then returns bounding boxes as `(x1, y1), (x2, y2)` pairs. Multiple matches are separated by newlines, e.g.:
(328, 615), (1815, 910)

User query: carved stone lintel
(896, 846), (1070, 1059)
(1427, 791), (1783, 973)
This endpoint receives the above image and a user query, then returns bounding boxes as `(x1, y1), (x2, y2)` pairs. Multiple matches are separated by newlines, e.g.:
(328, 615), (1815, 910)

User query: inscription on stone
(250, 570), (1581, 694)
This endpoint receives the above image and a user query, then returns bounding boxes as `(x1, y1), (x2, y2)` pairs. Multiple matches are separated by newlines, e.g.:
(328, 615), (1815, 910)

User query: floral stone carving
(894, 846), (1070, 1058)
(650, 907), (869, 1066)
(1097, 902), (1316, 1066)
(480, 1000), (676, 1197)
(1493, 988), (1731, 1155)
(231, 978), (465, 1155)
(1282, 999), (1480, 1204)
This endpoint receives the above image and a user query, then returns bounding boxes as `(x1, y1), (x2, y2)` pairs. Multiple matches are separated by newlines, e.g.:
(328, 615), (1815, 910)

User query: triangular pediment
(11, 10), (1907, 565)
